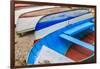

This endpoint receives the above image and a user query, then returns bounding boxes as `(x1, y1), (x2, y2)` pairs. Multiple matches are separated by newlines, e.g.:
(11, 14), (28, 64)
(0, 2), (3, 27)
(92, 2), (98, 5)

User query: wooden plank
(20, 7), (71, 18)
(59, 34), (94, 51)
(64, 22), (94, 35)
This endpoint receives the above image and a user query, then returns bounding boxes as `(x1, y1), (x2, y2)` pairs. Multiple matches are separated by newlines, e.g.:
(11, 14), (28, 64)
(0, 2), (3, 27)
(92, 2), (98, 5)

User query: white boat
(15, 8), (89, 36)
(15, 6), (71, 36)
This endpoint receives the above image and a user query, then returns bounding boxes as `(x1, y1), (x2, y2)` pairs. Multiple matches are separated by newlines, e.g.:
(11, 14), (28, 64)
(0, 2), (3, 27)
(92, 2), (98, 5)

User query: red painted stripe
(71, 45), (93, 56)
(66, 48), (88, 61)
(34, 39), (40, 44)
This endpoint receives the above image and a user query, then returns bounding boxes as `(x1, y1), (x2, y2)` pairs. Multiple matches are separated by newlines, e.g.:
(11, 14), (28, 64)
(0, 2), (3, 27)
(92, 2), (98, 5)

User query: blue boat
(26, 10), (95, 64)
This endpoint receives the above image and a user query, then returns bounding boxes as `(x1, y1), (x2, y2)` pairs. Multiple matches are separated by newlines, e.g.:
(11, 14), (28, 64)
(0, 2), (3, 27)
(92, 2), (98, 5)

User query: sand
(15, 31), (35, 66)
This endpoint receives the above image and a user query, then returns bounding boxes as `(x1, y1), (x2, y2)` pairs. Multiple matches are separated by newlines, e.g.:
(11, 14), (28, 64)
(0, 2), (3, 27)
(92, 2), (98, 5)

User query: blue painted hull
(35, 10), (89, 30)
(27, 17), (94, 64)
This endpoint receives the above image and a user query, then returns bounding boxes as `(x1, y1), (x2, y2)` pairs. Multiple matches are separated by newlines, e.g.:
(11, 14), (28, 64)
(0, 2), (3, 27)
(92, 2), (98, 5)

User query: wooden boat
(15, 6), (72, 36)
(26, 10), (95, 64)
(15, 9), (89, 36)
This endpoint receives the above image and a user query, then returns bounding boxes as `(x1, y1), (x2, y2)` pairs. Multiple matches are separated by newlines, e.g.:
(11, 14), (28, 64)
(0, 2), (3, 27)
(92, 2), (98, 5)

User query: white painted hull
(15, 9), (90, 35)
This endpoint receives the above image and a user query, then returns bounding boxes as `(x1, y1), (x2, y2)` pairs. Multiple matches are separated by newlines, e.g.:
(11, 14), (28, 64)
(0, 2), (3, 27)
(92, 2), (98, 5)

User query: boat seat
(64, 22), (94, 35)
(59, 34), (94, 51)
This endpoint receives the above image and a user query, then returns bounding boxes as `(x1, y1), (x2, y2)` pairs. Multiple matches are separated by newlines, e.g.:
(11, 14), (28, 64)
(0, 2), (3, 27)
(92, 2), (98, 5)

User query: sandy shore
(15, 31), (35, 66)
